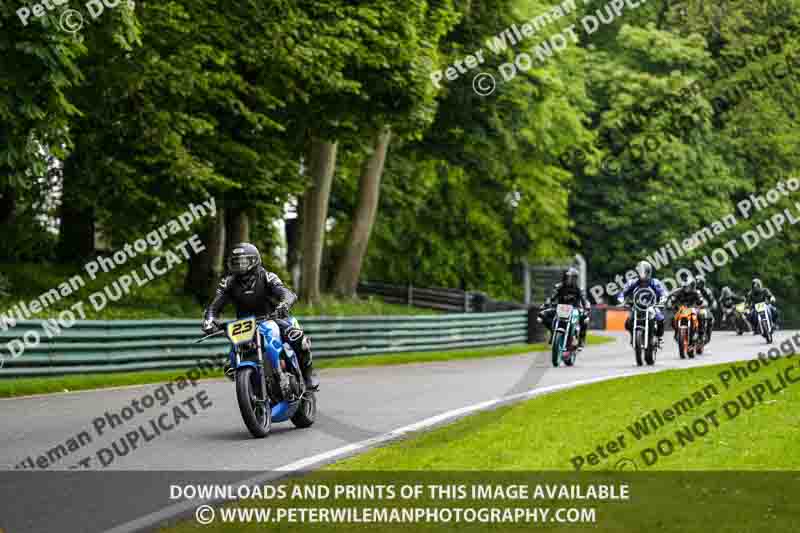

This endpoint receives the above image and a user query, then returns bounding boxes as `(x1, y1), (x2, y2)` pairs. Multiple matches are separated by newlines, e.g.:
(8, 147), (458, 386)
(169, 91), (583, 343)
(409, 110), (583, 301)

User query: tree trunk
(300, 136), (338, 304)
(57, 158), (95, 262)
(185, 204), (225, 301)
(333, 127), (392, 297)
(226, 209), (250, 247)
(0, 183), (17, 226)
(207, 206), (227, 293)
(285, 212), (301, 288)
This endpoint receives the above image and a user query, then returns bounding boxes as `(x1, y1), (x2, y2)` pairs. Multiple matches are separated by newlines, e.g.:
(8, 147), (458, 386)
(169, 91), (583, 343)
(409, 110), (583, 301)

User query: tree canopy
(1, 0), (798, 317)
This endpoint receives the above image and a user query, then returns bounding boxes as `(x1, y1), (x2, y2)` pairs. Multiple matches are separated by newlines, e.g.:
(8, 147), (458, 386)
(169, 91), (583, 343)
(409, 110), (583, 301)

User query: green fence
(0, 311), (529, 377)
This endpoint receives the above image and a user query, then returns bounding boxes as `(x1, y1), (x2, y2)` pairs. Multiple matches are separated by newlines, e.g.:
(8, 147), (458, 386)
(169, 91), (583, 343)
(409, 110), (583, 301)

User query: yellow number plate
(755, 302), (768, 312)
(226, 318), (256, 346)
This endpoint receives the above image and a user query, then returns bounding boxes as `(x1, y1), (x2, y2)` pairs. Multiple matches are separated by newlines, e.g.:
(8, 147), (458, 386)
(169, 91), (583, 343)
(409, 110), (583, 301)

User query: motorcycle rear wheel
(236, 366), (272, 438)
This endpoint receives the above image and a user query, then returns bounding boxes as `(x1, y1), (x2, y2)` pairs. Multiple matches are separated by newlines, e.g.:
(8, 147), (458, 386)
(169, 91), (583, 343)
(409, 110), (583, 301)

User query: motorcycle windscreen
(556, 304), (573, 318)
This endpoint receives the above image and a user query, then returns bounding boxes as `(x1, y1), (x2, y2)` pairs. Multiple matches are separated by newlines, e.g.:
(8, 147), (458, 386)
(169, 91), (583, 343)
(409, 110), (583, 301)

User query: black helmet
(635, 260), (653, 285)
(563, 267), (579, 288)
(227, 243), (262, 277)
(695, 275), (705, 291)
(752, 278), (763, 290)
(683, 278), (696, 291)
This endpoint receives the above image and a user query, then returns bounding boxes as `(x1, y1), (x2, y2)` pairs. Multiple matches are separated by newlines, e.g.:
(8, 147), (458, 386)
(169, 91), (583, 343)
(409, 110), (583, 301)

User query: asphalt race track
(0, 329), (796, 533)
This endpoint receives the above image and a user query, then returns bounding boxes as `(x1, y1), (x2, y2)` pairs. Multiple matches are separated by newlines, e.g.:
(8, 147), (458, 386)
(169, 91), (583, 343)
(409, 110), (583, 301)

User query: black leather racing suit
(697, 285), (717, 340)
(203, 266), (312, 376)
(666, 287), (705, 340)
(539, 283), (591, 346)
(720, 292), (746, 326)
(745, 286), (779, 330)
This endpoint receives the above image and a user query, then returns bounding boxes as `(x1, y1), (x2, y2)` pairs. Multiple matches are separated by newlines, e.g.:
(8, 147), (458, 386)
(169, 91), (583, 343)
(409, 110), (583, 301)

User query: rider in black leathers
(202, 243), (318, 389)
(538, 267), (591, 349)
(719, 286), (747, 329)
(695, 276), (717, 342)
(745, 278), (779, 334)
(666, 279), (705, 343)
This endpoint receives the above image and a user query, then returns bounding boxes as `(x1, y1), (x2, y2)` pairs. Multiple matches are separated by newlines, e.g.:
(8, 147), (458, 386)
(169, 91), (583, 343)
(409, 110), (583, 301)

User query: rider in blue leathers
(617, 261), (667, 347)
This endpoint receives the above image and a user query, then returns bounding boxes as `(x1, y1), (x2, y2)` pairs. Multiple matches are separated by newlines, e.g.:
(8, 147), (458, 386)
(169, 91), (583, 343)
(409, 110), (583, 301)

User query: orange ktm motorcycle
(673, 305), (702, 359)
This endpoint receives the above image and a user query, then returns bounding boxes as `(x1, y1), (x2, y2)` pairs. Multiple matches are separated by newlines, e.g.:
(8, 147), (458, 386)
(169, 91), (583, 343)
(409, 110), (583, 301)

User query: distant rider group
(538, 260), (781, 367)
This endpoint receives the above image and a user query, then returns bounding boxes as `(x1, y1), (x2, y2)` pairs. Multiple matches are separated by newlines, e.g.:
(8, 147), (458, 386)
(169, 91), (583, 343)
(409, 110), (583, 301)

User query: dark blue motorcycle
(197, 314), (317, 438)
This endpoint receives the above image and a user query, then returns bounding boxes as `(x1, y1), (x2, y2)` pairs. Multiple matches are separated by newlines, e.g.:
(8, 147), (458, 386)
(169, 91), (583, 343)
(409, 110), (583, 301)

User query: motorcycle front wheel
(678, 332), (687, 360)
(645, 332), (656, 366)
(634, 330), (644, 367)
(236, 366), (272, 438)
(551, 332), (564, 367)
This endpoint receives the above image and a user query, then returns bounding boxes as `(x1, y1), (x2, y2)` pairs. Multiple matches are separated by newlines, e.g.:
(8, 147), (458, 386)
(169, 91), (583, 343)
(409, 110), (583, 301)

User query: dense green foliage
(1, 0), (798, 313)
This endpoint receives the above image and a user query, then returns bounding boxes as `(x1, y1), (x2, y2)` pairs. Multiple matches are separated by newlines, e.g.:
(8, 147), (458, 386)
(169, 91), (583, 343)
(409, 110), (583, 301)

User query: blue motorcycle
(197, 314), (317, 438)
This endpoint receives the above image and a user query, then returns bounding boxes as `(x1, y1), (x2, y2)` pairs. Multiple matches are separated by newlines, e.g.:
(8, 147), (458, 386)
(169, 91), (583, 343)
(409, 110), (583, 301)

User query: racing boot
(295, 339), (319, 391)
(223, 353), (235, 381)
(578, 328), (587, 350)
(298, 348), (319, 391)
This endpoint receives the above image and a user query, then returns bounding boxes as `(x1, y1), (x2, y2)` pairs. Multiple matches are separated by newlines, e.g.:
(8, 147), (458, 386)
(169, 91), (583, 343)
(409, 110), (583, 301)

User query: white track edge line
(100, 369), (639, 533)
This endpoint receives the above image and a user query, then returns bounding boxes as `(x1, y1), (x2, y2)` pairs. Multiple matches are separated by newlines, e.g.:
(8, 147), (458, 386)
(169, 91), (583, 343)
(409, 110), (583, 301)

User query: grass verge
(0, 335), (614, 398)
(328, 356), (800, 471)
(161, 355), (800, 533)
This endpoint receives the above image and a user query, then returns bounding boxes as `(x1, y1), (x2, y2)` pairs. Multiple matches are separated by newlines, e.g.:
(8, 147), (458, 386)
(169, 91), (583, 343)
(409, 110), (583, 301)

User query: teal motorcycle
(550, 304), (582, 367)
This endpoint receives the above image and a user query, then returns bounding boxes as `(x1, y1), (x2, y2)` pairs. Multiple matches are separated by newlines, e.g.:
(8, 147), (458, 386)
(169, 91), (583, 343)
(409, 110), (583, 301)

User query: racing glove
(274, 303), (290, 319)
(201, 319), (218, 334)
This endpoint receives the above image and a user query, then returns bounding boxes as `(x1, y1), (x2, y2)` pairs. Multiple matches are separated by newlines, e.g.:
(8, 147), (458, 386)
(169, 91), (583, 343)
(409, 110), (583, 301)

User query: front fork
(255, 329), (269, 408)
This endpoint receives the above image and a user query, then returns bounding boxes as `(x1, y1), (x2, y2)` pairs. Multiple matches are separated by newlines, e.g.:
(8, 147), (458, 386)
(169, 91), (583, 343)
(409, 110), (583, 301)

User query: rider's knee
(285, 326), (308, 348)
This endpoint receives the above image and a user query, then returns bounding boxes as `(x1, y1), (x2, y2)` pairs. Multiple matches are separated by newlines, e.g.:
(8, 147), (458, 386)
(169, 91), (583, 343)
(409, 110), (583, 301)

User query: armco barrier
(0, 311), (529, 377)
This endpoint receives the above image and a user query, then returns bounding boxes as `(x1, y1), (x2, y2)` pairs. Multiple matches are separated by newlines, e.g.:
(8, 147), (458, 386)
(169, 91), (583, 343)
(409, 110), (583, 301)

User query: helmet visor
(228, 254), (258, 276)
(636, 263), (651, 282)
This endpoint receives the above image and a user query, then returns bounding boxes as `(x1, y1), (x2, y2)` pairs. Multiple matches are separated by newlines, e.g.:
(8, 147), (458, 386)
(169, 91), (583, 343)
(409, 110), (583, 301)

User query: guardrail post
(463, 291), (470, 312)
(407, 283), (413, 306)
(471, 292), (487, 312)
(527, 305), (546, 343)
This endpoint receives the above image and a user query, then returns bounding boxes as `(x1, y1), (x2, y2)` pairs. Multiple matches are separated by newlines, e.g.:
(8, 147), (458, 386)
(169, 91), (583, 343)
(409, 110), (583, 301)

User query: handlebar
(194, 313), (284, 343)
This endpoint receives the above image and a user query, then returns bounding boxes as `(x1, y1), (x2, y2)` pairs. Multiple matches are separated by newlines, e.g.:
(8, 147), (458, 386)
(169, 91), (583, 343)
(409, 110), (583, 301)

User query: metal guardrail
(0, 311), (529, 377)
(357, 281), (527, 313)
